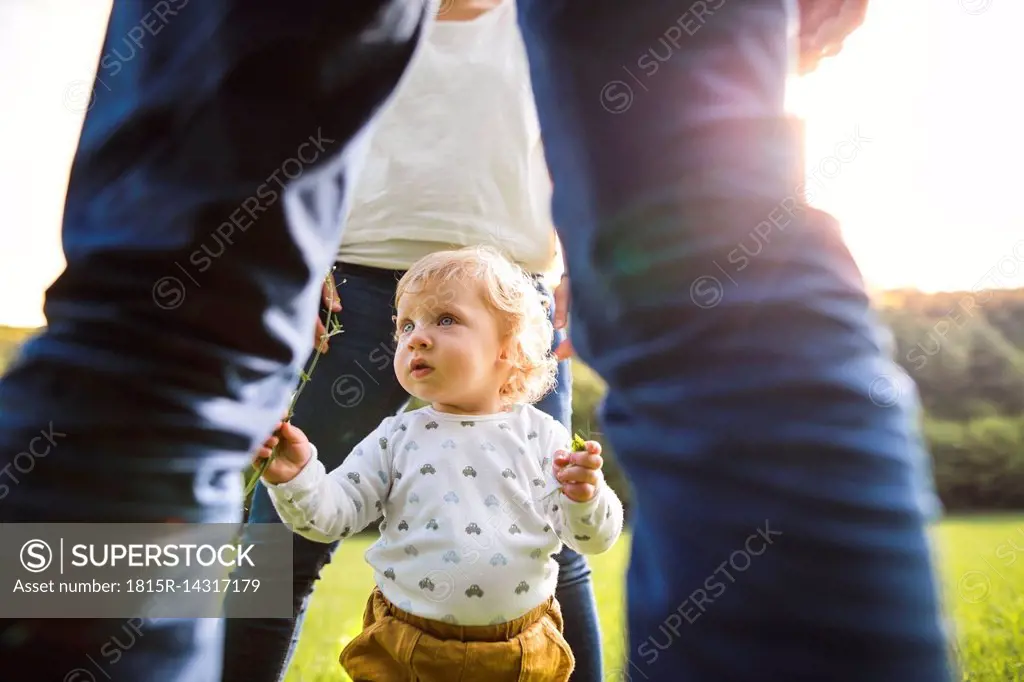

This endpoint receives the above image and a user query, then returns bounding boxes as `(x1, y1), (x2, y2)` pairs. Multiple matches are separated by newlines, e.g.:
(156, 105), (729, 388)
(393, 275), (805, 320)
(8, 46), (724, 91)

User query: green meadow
(282, 517), (1024, 681)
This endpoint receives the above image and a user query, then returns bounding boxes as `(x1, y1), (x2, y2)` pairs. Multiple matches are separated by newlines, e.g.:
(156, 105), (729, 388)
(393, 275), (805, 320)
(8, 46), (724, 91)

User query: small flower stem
(244, 268), (342, 504)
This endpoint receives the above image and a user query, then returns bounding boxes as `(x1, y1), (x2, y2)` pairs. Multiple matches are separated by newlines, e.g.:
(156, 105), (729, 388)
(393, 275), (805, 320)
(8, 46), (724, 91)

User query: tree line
(3, 286), (1022, 513)
(572, 287), (1024, 515)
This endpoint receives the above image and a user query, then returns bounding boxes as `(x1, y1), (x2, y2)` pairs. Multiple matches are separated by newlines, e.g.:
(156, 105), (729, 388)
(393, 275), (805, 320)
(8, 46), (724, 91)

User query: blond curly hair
(394, 245), (558, 406)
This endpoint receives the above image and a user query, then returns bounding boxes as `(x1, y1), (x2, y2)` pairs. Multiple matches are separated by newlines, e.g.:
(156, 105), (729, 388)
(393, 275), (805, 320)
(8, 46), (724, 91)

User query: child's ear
(497, 338), (516, 363)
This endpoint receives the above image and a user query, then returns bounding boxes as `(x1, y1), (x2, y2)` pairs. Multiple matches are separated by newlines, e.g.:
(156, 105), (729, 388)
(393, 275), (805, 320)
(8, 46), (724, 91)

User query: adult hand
(797, 0), (870, 75)
(553, 274), (574, 360)
(314, 277), (342, 353)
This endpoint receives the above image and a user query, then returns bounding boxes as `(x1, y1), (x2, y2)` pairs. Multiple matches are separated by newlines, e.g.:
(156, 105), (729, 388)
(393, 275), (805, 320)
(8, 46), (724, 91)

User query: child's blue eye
(439, 315), (455, 327)
(401, 322), (414, 334)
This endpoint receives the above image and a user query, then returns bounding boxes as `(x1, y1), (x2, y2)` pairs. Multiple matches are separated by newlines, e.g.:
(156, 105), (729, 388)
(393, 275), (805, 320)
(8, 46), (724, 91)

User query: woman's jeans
(221, 263), (603, 682)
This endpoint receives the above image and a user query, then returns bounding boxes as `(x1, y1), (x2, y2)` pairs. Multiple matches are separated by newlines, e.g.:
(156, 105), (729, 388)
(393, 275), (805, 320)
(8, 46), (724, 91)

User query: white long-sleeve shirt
(264, 403), (624, 626)
(336, 0), (563, 283)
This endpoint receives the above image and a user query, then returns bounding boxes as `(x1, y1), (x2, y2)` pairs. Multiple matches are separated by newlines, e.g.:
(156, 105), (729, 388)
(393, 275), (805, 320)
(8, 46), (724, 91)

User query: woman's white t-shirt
(336, 0), (561, 280)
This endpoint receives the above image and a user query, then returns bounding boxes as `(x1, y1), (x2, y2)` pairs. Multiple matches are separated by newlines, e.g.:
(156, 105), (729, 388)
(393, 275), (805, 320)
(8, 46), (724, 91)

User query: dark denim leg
(535, 280), (603, 682)
(0, 2), (428, 680)
(553, 548), (603, 682)
(222, 265), (410, 682)
(517, 2), (952, 681)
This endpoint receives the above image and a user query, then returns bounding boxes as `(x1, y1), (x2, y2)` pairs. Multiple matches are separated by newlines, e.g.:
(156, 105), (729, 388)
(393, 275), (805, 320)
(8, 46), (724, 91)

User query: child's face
(394, 279), (512, 415)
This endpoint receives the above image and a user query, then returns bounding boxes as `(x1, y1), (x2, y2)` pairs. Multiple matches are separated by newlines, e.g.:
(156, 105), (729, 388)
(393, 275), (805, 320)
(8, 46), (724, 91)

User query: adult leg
(534, 280), (603, 682)
(222, 265), (411, 681)
(0, 3), (429, 680)
(517, 1), (952, 681)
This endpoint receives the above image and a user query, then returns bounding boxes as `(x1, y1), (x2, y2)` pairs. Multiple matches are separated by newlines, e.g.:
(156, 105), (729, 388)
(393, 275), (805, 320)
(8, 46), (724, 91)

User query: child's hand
(552, 440), (604, 503)
(252, 421), (312, 485)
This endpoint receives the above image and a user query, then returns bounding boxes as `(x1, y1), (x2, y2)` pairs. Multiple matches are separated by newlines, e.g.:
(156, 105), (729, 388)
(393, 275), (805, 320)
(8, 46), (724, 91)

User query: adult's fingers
(315, 317), (330, 352)
(554, 337), (574, 361)
(798, 0), (869, 72)
(553, 277), (570, 329)
(322, 278), (342, 311)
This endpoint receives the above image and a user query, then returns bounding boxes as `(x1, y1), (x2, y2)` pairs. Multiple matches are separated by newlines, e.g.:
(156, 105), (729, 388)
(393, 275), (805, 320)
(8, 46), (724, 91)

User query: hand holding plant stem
(554, 433), (604, 503)
(244, 268), (344, 502)
(537, 433), (596, 505)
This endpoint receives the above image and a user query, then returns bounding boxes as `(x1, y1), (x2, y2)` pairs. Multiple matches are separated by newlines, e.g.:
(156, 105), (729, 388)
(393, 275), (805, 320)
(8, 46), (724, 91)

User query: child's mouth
(410, 359), (433, 378)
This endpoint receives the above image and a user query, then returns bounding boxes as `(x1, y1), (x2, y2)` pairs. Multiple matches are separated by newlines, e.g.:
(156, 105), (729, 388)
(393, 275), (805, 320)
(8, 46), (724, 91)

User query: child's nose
(407, 329), (432, 349)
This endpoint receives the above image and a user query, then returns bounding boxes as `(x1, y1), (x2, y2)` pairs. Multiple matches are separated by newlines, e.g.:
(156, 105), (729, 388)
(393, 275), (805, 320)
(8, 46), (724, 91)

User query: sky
(0, 0), (1021, 328)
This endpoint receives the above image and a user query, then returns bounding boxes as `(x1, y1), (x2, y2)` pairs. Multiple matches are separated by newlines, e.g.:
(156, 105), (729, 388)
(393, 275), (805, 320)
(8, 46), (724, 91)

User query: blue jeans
(0, 1), (952, 681)
(221, 263), (603, 681)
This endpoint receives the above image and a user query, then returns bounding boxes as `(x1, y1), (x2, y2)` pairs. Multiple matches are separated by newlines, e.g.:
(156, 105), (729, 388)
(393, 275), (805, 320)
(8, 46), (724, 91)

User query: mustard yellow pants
(339, 587), (576, 681)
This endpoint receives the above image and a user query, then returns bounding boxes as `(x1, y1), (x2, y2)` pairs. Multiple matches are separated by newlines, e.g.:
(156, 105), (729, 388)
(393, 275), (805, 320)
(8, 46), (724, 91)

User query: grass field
(279, 515), (1024, 681)
(934, 515), (1024, 681)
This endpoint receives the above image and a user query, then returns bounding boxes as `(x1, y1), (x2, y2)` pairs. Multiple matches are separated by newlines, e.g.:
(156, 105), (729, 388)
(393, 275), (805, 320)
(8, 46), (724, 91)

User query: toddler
(253, 246), (624, 681)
